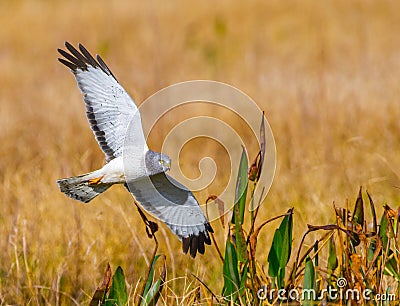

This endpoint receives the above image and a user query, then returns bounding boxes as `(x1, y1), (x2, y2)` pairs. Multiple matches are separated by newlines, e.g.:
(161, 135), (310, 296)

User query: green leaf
(267, 228), (282, 277)
(231, 147), (248, 263)
(232, 146), (248, 225)
(141, 279), (162, 306)
(267, 209), (293, 282)
(352, 187), (364, 228)
(266, 210), (293, 290)
(105, 266), (127, 306)
(328, 236), (338, 272)
(277, 267), (285, 289)
(222, 238), (240, 300)
(239, 263), (249, 294)
(140, 255), (166, 306)
(384, 250), (400, 281)
(367, 239), (376, 263)
(234, 227), (248, 263)
(379, 211), (389, 252)
(303, 257), (316, 305)
(278, 209), (293, 268)
(142, 255), (161, 299)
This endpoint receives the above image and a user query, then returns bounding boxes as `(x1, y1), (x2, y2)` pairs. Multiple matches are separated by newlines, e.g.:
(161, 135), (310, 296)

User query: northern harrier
(56, 42), (213, 257)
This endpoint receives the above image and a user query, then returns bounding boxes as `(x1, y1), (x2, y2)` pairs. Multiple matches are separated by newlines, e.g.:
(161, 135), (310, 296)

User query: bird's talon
(88, 176), (104, 185)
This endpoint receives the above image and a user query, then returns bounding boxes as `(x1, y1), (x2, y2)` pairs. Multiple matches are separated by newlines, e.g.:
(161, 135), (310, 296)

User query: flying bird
(56, 42), (213, 258)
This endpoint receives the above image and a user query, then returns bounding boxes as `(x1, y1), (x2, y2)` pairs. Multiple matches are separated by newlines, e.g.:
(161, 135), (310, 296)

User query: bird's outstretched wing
(58, 42), (148, 162)
(126, 174), (214, 258)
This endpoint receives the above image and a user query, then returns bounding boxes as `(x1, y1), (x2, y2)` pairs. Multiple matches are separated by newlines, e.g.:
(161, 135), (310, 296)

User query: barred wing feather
(126, 173), (214, 258)
(58, 42), (148, 162)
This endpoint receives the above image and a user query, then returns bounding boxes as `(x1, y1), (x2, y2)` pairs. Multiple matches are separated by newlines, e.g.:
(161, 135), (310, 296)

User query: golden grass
(1, 0), (400, 304)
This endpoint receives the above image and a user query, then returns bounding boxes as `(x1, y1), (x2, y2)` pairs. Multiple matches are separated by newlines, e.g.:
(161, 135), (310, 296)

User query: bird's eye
(160, 160), (164, 165)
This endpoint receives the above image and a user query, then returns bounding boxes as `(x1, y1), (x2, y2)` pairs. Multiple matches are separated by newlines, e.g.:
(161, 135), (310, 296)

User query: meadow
(1, 0), (400, 304)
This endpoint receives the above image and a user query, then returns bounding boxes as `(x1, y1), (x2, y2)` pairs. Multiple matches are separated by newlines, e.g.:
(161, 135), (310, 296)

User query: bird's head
(158, 153), (171, 172)
(145, 150), (171, 175)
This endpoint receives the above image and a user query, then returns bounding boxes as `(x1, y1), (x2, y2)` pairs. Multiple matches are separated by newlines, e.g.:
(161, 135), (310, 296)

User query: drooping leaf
(90, 263), (112, 306)
(105, 266), (127, 306)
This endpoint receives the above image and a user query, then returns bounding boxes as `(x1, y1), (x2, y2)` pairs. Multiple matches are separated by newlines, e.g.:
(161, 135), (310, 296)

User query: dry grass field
(1, 0), (400, 304)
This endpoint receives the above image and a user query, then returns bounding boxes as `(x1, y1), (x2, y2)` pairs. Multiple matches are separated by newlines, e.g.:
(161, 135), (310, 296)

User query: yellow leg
(88, 176), (104, 185)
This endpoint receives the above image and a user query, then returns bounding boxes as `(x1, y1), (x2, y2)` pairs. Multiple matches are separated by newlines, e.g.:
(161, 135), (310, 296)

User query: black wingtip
(198, 234), (205, 255)
(181, 222), (213, 258)
(58, 58), (77, 71)
(182, 237), (190, 254)
(59, 42), (88, 71)
(190, 235), (198, 258)
(96, 54), (117, 80)
(205, 222), (214, 233)
(58, 42), (118, 81)
(78, 43), (99, 68)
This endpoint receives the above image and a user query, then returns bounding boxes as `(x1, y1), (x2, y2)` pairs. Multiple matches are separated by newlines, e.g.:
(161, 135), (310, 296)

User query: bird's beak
(165, 162), (171, 171)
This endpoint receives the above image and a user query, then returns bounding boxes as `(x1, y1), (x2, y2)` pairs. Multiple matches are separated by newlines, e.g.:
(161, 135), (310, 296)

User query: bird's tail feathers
(56, 172), (111, 203)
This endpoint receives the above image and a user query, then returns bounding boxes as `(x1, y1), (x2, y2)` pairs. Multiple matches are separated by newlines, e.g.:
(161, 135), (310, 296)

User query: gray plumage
(57, 174), (112, 203)
(126, 173), (213, 257)
(145, 150), (171, 175)
(56, 42), (213, 257)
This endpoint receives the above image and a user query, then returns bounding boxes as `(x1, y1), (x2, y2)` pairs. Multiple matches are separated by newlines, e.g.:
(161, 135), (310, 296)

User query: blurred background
(1, 0), (399, 304)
